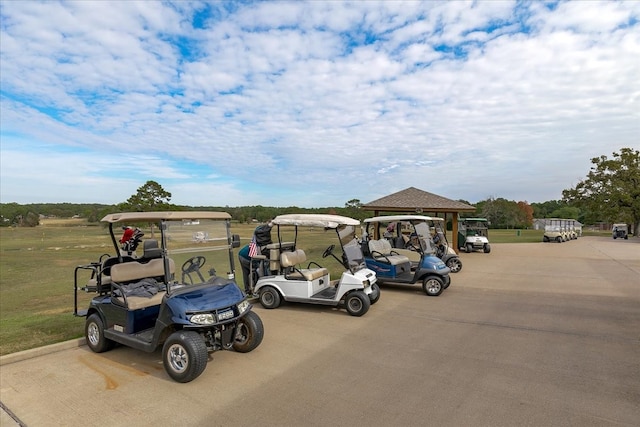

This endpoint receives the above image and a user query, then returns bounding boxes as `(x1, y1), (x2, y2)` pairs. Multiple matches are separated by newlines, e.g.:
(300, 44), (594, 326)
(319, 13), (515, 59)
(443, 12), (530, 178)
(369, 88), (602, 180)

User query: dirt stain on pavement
(78, 353), (149, 390)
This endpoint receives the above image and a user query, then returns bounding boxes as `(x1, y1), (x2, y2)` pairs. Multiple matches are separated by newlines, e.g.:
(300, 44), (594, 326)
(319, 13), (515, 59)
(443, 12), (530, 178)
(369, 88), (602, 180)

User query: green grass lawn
(0, 221), (585, 355)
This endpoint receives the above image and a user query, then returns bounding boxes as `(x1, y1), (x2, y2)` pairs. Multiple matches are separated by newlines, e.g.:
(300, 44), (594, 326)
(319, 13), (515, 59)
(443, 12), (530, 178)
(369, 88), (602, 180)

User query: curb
(1, 300), (261, 367)
(0, 338), (86, 366)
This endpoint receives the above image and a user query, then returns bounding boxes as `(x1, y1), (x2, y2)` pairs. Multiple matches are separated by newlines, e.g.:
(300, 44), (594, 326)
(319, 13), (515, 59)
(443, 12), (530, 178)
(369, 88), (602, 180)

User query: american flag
(248, 234), (259, 258)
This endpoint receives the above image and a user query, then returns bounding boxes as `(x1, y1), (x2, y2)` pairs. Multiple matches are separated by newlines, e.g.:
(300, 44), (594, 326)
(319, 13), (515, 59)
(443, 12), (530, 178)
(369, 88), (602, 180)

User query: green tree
(345, 199), (362, 209)
(479, 197), (524, 228)
(563, 148), (640, 237)
(120, 180), (173, 212)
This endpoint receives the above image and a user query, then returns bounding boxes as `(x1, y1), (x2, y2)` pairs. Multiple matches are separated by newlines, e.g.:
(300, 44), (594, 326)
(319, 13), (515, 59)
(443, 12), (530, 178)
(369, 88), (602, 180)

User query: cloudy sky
(1, 1), (638, 208)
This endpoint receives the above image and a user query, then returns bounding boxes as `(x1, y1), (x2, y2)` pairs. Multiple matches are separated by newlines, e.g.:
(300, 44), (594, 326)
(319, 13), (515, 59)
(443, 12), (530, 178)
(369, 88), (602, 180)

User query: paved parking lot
(1, 236), (639, 426)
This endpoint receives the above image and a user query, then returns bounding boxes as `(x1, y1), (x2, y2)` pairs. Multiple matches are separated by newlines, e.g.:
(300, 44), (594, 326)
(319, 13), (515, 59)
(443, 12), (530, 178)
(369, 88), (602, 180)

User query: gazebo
(362, 187), (476, 252)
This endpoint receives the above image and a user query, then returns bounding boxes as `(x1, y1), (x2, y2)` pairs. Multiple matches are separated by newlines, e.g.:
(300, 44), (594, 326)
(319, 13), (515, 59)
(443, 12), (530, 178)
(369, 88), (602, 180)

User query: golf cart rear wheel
(162, 330), (208, 383)
(85, 313), (115, 353)
(345, 291), (370, 317)
(422, 276), (444, 297)
(446, 257), (462, 273)
(466, 243), (473, 253)
(483, 244), (491, 253)
(259, 286), (281, 309)
(368, 283), (381, 305)
(233, 311), (264, 353)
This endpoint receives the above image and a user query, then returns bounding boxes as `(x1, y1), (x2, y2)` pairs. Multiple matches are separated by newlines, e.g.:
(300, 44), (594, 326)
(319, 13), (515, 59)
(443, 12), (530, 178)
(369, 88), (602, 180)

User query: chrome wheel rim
(167, 344), (188, 373)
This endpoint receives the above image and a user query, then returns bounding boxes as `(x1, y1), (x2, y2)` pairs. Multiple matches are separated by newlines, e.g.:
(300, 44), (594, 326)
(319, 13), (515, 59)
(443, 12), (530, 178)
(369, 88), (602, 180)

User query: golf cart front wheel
(483, 244), (491, 253)
(422, 276), (444, 297)
(344, 291), (370, 317)
(259, 286), (281, 309)
(233, 311), (264, 353)
(446, 257), (462, 273)
(466, 243), (473, 253)
(162, 330), (208, 383)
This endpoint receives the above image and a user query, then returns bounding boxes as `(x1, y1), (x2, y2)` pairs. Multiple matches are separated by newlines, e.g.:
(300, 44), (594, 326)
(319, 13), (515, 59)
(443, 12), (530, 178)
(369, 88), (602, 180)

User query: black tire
(556, 236), (562, 243)
(162, 331), (208, 383)
(344, 291), (370, 317)
(85, 313), (115, 353)
(483, 244), (491, 254)
(259, 286), (281, 309)
(543, 235), (549, 242)
(422, 276), (444, 296)
(368, 283), (381, 305)
(233, 311), (264, 353)
(466, 243), (473, 253)
(446, 257), (462, 273)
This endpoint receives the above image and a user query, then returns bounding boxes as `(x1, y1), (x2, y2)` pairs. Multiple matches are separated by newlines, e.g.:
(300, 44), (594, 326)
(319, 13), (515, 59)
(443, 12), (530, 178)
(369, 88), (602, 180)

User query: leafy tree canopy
(563, 147), (640, 236)
(119, 180), (173, 212)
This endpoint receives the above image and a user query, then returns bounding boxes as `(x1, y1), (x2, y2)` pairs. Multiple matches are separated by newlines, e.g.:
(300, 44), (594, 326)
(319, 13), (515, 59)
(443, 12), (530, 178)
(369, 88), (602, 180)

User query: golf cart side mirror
(232, 234), (241, 248)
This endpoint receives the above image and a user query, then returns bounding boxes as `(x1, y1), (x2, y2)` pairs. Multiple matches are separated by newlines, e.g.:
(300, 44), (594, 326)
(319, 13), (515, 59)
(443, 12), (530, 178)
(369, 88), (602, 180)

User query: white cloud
(1, 1), (639, 208)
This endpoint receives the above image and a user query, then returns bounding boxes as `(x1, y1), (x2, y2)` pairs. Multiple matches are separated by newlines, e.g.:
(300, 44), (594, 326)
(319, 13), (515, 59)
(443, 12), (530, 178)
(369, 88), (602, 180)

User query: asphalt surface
(1, 236), (639, 427)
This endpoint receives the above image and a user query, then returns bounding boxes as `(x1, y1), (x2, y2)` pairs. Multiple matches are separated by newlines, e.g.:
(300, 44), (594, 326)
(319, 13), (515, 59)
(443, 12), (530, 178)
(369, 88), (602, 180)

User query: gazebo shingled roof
(363, 187), (476, 252)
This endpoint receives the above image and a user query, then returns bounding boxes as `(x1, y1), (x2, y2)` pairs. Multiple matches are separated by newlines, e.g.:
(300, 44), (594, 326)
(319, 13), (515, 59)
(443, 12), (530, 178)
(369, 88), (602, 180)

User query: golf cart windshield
(271, 214), (366, 273)
(364, 215), (441, 255)
(463, 219), (488, 236)
(102, 212), (238, 291)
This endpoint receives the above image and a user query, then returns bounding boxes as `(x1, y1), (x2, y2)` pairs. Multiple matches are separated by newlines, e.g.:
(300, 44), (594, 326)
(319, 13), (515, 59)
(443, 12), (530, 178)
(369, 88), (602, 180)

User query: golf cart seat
(110, 258), (176, 310)
(84, 255), (134, 293)
(280, 249), (328, 281)
(368, 239), (410, 266)
(264, 241), (295, 273)
(140, 239), (162, 261)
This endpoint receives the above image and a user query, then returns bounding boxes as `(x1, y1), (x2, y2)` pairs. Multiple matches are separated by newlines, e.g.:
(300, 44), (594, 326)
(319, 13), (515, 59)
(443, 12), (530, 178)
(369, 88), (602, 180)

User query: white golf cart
(458, 218), (491, 253)
(250, 214), (379, 317)
(612, 223), (629, 240)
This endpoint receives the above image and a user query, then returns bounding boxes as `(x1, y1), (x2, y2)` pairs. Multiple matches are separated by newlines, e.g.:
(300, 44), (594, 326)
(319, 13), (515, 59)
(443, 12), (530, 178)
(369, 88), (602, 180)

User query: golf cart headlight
(190, 313), (215, 325)
(237, 299), (250, 314)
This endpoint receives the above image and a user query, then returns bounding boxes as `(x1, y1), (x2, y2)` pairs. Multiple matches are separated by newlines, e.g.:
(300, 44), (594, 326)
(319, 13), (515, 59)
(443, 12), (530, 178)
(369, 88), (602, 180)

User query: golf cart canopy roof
(272, 214), (360, 228)
(101, 211), (231, 223)
(464, 218), (488, 222)
(364, 215), (443, 223)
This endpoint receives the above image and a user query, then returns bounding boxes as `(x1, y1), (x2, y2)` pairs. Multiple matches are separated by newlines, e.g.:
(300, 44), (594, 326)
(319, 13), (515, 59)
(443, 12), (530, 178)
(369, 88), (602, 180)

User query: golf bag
(121, 227), (144, 255)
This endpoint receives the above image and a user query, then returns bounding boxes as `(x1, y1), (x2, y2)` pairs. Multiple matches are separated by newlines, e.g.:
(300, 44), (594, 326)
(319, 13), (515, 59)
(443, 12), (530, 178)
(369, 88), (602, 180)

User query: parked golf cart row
(73, 211), (460, 383)
(542, 218), (580, 243)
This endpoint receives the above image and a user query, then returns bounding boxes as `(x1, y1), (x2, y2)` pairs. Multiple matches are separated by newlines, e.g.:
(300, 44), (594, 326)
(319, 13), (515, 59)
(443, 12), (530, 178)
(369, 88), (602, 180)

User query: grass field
(0, 219), (606, 356)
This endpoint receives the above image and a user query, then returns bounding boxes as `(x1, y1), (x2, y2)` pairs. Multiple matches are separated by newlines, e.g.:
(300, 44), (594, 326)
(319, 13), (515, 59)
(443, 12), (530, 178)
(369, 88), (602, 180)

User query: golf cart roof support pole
(452, 214), (459, 254)
(225, 218), (236, 276)
(108, 223), (124, 262)
(160, 220), (172, 294)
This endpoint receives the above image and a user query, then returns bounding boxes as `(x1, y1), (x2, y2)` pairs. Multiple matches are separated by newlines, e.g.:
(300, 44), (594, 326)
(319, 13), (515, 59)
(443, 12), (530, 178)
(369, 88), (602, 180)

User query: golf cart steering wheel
(322, 244), (335, 258)
(182, 256), (206, 274)
(405, 241), (423, 254)
(181, 256), (207, 285)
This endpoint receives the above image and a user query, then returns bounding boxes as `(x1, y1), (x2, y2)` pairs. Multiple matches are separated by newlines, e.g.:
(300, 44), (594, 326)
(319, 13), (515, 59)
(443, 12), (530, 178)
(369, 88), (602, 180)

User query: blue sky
(1, 1), (639, 208)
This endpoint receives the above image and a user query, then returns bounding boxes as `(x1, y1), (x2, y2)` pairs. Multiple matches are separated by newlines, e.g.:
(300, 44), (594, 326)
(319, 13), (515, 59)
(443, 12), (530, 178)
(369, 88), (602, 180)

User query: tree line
(2, 148), (637, 235)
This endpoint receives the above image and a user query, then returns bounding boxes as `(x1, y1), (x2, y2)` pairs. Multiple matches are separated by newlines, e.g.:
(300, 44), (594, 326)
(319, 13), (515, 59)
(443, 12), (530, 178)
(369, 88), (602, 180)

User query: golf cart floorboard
(378, 272), (416, 285)
(105, 327), (156, 352)
(312, 287), (338, 299)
